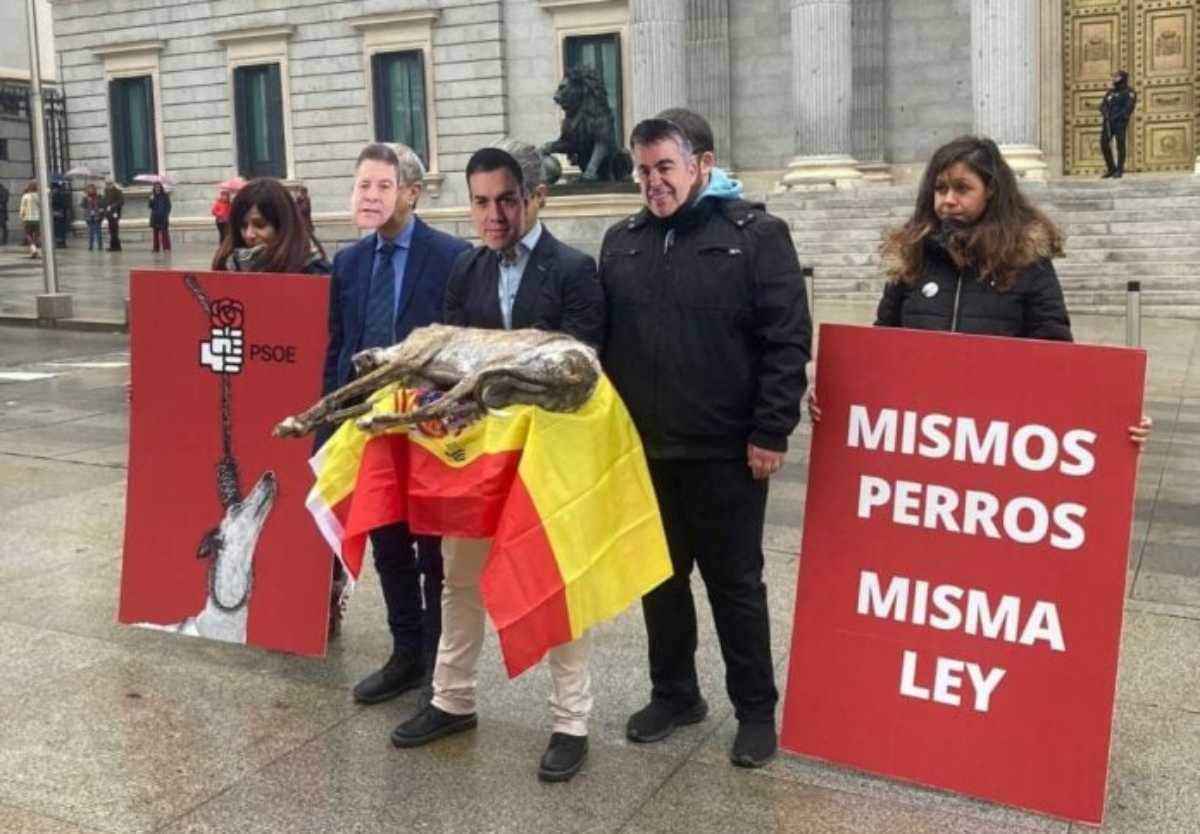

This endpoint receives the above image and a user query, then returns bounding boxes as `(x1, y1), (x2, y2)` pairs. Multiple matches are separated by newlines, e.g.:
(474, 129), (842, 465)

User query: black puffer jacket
(875, 231), (1072, 341)
(600, 197), (812, 459)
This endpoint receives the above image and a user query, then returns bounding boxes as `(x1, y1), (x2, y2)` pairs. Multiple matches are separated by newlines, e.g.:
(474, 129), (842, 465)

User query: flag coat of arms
(307, 376), (671, 676)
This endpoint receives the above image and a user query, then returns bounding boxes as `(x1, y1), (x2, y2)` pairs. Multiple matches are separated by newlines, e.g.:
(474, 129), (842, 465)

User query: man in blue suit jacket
(322, 143), (470, 704)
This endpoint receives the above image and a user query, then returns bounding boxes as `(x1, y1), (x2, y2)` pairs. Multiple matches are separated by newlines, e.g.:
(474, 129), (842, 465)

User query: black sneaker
(352, 649), (423, 704)
(730, 720), (777, 768)
(625, 698), (708, 743)
(390, 704), (477, 748)
(538, 732), (588, 782)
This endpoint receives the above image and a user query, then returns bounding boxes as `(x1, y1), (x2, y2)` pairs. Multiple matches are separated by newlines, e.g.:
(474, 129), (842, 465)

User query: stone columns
(971, 0), (1047, 180)
(852, 0), (890, 183)
(686, 0), (731, 164)
(630, 0), (687, 125)
(779, 0), (861, 189)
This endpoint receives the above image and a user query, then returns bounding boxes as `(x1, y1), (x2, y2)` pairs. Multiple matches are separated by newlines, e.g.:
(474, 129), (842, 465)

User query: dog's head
(197, 471), (277, 561)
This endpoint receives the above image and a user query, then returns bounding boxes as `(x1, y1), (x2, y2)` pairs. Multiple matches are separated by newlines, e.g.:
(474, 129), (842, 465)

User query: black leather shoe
(1113, 170), (1124, 178)
(390, 704), (477, 748)
(1102, 170), (1115, 178)
(352, 649), (424, 704)
(538, 732), (588, 782)
(625, 697), (708, 743)
(730, 721), (777, 768)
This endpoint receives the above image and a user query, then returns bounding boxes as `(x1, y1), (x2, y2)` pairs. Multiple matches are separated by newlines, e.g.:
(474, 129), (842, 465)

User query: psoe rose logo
(200, 297), (246, 375)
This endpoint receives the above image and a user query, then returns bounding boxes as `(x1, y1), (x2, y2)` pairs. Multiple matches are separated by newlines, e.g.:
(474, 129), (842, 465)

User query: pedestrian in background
(81, 183), (103, 251)
(51, 181), (69, 248)
(103, 179), (124, 251)
(294, 185), (314, 233)
(19, 180), (40, 259)
(0, 181), (11, 247)
(211, 190), (232, 243)
(1101, 70), (1136, 179)
(149, 182), (172, 253)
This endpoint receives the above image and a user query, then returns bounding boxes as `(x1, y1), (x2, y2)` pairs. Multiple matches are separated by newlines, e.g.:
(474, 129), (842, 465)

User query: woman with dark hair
(876, 135), (1070, 339)
(148, 182), (172, 253)
(811, 135), (1150, 442)
(212, 178), (328, 274)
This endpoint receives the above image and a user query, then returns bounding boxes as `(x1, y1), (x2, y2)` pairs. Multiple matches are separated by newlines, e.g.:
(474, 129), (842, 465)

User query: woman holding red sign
(212, 178), (329, 276)
(810, 135), (1150, 444)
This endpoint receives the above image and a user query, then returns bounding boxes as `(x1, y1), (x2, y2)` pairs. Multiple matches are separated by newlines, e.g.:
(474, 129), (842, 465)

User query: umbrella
(217, 176), (247, 192)
(133, 173), (174, 188)
(64, 166), (98, 179)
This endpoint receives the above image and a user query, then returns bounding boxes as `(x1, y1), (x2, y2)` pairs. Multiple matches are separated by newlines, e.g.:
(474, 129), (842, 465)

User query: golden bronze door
(1064, 0), (1198, 174)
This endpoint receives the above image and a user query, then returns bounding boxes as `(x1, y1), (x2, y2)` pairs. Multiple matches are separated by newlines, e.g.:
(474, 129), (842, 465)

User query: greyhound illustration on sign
(139, 274), (278, 643)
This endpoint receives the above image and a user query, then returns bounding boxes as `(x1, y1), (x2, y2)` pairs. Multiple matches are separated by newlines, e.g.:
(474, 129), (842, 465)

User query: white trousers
(431, 536), (593, 736)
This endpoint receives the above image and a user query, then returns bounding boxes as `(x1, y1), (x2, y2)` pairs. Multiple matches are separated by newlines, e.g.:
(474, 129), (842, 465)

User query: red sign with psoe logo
(119, 270), (331, 656)
(780, 324), (1145, 824)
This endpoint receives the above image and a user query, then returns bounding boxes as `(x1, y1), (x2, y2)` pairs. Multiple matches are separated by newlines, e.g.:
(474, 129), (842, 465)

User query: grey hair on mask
(387, 143), (426, 186)
(491, 138), (545, 192)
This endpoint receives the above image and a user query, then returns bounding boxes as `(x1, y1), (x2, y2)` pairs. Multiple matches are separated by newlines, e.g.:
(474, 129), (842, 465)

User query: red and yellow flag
(306, 377), (671, 677)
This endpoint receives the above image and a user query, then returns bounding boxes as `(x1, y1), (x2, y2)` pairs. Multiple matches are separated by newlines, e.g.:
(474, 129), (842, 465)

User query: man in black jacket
(392, 144), (603, 783)
(1100, 70), (1136, 178)
(599, 117), (811, 768)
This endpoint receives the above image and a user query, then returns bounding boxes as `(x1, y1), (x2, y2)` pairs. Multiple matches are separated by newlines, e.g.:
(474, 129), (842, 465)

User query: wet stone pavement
(0, 302), (1198, 834)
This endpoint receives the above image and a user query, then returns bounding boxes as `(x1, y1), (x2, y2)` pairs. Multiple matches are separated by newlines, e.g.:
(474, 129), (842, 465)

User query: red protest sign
(780, 324), (1146, 824)
(119, 270), (331, 656)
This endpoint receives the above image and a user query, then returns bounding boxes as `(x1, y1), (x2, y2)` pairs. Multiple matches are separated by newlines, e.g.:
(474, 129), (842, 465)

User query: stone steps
(770, 176), (1200, 315)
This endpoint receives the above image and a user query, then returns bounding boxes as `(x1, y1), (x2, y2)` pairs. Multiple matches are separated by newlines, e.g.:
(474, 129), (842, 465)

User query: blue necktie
(363, 240), (397, 348)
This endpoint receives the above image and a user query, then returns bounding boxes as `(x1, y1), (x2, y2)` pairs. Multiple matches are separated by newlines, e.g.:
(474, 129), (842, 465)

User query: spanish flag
(306, 376), (672, 677)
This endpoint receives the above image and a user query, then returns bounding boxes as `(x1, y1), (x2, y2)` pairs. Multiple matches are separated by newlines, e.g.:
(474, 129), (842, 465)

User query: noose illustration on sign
(183, 272), (276, 613)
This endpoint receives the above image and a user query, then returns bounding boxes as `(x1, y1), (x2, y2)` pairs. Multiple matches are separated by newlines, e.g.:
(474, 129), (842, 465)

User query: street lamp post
(25, 0), (72, 322)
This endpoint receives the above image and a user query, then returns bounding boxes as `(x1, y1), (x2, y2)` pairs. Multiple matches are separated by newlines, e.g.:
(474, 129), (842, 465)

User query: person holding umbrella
(149, 182), (172, 253)
(51, 179), (70, 248)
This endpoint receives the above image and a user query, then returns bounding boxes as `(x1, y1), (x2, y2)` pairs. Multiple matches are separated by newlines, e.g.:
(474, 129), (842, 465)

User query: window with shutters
(564, 33), (622, 147)
(233, 63), (286, 179)
(109, 75), (158, 185)
(371, 50), (429, 167)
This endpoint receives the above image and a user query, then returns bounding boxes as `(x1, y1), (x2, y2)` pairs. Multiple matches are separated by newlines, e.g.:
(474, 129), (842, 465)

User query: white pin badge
(921, 281), (939, 298)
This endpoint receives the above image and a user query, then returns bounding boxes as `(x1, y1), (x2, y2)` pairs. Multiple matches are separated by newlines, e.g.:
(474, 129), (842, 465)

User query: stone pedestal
(36, 293), (73, 322)
(630, 0), (687, 124)
(779, 0), (861, 190)
(971, 0), (1048, 180)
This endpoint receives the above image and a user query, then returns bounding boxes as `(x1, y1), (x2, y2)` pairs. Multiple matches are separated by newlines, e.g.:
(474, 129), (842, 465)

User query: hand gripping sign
(781, 324), (1145, 825)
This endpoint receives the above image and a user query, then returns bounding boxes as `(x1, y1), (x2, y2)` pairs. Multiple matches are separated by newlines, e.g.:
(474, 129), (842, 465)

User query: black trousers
(643, 458), (778, 723)
(1101, 122), (1128, 174)
(108, 216), (121, 251)
(369, 522), (444, 668)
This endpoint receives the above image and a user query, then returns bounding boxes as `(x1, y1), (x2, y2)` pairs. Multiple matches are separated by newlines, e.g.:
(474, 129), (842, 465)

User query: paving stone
(621, 759), (1060, 834)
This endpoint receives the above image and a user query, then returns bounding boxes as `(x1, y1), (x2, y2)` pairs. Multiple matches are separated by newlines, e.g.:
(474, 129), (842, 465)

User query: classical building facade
(40, 0), (1200, 240)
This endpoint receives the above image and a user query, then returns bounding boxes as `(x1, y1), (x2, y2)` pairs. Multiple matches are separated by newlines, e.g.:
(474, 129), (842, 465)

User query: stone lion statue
(540, 65), (632, 182)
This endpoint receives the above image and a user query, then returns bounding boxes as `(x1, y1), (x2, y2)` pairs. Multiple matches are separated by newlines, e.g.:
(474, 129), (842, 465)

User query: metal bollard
(802, 266), (815, 319)
(1125, 280), (1141, 348)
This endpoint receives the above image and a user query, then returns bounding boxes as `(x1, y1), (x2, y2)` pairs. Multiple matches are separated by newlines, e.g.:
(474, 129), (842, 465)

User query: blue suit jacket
(322, 215), (471, 397)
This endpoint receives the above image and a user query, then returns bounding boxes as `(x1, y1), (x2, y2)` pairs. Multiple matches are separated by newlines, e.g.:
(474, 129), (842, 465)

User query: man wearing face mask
(598, 117), (811, 768)
(391, 144), (603, 783)
(322, 142), (470, 700)
(1100, 70), (1136, 179)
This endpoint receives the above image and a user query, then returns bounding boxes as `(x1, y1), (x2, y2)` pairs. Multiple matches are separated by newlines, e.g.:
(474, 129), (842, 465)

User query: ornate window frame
(537, 0), (631, 145)
(348, 9), (444, 197)
(94, 40), (166, 188)
(215, 25), (297, 181)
